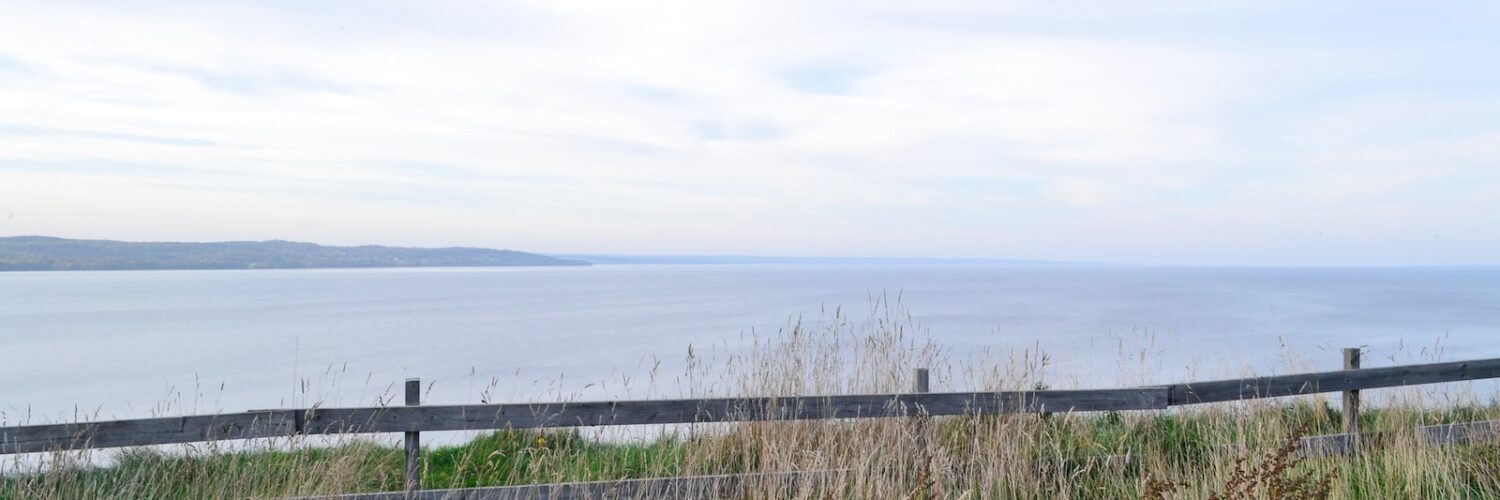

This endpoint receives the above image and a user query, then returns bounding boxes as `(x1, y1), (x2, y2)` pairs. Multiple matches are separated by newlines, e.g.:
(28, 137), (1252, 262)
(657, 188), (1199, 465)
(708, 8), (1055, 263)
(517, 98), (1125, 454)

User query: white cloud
(1, 0), (1498, 264)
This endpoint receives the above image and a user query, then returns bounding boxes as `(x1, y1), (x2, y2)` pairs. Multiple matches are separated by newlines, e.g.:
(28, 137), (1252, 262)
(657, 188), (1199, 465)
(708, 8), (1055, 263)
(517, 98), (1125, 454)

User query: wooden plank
(291, 469), (844, 500)
(12, 350), (1500, 455)
(1344, 346), (1368, 450)
(0, 411), (296, 454)
(32, 355), (1500, 454)
(297, 388), (1169, 434)
(0, 389), (1165, 454)
(1298, 419), (1500, 457)
(1167, 358), (1500, 405)
(912, 368), (934, 491)
(1342, 348), (1361, 439)
(1298, 432), (1362, 458)
(3, 354), (1496, 460)
(404, 378), (422, 493)
(1420, 419), (1500, 446)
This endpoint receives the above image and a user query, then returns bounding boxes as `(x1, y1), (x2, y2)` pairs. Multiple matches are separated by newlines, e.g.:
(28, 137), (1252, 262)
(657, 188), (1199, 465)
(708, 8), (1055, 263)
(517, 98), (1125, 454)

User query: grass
(5, 299), (1500, 499)
(9, 405), (1500, 498)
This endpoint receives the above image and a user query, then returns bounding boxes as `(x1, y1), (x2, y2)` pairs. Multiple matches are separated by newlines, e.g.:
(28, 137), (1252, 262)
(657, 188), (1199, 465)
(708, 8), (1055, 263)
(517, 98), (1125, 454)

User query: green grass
(420, 429), (693, 488)
(8, 402), (1500, 499)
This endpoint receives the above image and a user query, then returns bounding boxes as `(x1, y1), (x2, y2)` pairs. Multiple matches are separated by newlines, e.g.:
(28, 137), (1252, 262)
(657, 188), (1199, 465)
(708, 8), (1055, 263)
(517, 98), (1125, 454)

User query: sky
(1, 1), (1498, 265)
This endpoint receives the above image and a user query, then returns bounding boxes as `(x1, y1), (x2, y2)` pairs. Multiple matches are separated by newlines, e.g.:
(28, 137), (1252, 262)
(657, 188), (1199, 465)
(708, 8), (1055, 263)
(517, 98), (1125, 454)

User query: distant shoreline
(0, 235), (590, 271)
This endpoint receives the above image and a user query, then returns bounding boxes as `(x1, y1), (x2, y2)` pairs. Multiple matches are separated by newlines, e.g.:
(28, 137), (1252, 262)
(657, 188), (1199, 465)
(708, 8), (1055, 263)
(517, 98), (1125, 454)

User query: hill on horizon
(0, 236), (589, 271)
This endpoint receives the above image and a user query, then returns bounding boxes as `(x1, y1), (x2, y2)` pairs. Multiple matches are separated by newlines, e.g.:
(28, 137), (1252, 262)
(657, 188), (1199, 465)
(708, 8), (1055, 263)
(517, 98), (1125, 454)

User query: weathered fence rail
(0, 388), (1166, 454)
(4, 351), (1500, 496)
(1166, 357), (1500, 405)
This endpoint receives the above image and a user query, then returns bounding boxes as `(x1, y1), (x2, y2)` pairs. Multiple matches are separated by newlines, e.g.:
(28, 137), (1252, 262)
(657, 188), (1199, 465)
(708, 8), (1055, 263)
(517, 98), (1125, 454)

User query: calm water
(3, 265), (1499, 425)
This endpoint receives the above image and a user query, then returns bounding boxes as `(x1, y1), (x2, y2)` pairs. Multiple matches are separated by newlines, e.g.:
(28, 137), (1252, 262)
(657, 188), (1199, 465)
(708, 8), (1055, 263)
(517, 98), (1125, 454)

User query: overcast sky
(2, 1), (1498, 265)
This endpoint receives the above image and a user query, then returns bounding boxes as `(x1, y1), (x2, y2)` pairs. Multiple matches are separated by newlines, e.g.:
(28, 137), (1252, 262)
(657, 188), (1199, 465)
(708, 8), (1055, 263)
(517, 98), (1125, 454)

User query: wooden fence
(4, 349), (1500, 497)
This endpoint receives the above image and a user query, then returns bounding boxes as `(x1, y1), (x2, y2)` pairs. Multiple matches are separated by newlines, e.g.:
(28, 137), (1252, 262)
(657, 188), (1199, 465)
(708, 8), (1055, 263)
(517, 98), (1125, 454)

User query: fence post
(912, 368), (931, 497)
(405, 378), (422, 494)
(1342, 348), (1361, 441)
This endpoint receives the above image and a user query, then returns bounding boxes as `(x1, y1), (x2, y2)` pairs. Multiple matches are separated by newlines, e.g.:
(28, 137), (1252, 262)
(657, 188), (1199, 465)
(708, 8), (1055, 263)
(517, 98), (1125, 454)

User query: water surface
(3, 265), (1497, 425)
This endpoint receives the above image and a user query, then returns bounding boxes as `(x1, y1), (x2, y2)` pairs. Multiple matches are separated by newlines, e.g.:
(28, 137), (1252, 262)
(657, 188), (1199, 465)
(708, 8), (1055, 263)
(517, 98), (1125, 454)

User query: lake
(3, 265), (1499, 427)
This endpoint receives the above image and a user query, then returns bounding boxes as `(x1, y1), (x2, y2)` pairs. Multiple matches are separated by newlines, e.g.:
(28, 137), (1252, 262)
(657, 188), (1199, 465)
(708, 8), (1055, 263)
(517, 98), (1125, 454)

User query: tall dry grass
(5, 298), (1500, 498)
